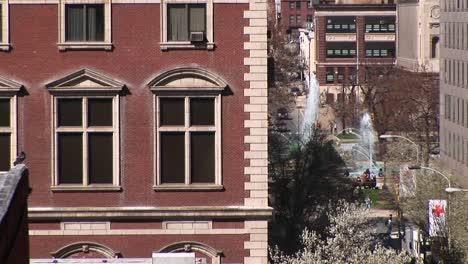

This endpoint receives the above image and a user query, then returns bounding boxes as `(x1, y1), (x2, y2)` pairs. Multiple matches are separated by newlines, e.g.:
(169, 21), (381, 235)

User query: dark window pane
(190, 98), (214, 126)
(86, 4), (104, 41)
(88, 98), (113, 126)
(0, 134), (10, 171)
(58, 99), (82, 127)
(161, 133), (185, 184)
(0, 98), (10, 127)
(66, 4), (85, 41)
(191, 133), (215, 183)
(168, 4), (188, 41)
(160, 98), (184, 126)
(88, 133), (113, 184)
(58, 133), (83, 184)
(189, 5), (206, 33)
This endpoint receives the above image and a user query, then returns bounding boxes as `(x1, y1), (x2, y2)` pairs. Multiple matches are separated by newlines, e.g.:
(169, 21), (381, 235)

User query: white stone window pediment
(148, 67), (228, 93)
(51, 241), (121, 258)
(46, 69), (125, 93)
(0, 75), (23, 93)
(158, 241), (223, 264)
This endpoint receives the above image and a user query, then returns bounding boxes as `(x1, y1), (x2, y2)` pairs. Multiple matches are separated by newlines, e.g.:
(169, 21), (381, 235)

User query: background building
(397, 0), (440, 72)
(313, 1), (396, 129)
(280, 0), (320, 38)
(0, 0), (270, 262)
(440, 0), (468, 187)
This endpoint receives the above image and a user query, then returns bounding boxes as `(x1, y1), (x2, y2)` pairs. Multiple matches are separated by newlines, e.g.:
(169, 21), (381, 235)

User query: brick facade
(0, 1), (270, 262)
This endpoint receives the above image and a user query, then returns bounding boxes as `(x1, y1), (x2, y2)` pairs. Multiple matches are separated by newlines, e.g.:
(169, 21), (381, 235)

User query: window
(326, 42), (356, 58)
(0, 0), (10, 50)
(307, 15), (313, 22)
(156, 97), (219, 186)
(59, 0), (111, 50)
(149, 68), (226, 190)
(0, 76), (21, 172)
(307, 1), (313, 8)
(296, 15), (301, 26)
(161, 2), (214, 50)
(289, 1), (295, 8)
(0, 98), (13, 172)
(167, 4), (205, 42)
(296, 1), (301, 8)
(364, 16), (395, 33)
(364, 42), (395, 58)
(290, 15), (295, 25)
(326, 17), (356, 33)
(46, 69), (124, 191)
(326, 67), (334, 84)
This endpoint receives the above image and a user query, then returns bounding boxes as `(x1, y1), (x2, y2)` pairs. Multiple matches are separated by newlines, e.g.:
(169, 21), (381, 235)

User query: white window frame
(0, 0), (10, 51)
(46, 69), (124, 191)
(160, 0), (214, 50)
(51, 95), (120, 191)
(0, 76), (21, 173)
(153, 94), (222, 190)
(58, 0), (112, 51)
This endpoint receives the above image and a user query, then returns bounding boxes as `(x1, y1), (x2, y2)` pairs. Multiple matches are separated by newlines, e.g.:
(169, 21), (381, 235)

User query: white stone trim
(30, 228), (247, 235)
(28, 206), (272, 219)
(159, 0), (214, 50)
(57, 0), (112, 51)
(0, 0), (10, 51)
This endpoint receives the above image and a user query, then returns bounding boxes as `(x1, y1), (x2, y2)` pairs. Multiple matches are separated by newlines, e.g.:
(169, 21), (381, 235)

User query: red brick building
(0, 0), (270, 263)
(314, 3), (396, 100)
(280, 0), (317, 36)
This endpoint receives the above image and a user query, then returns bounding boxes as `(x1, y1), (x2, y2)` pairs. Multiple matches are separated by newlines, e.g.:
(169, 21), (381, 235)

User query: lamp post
(380, 134), (420, 164)
(408, 165), (452, 250)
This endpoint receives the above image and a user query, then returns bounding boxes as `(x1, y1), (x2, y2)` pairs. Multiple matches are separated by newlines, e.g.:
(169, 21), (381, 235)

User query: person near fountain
(365, 196), (371, 209)
(378, 168), (384, 177)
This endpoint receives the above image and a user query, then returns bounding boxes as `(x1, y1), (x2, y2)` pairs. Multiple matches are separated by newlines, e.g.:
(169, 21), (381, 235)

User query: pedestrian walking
(386, 214), (393, 236)
(365, 196), (371, 209)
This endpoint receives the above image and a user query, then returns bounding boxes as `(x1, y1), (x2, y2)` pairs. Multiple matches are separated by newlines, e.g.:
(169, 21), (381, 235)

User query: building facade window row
(444, 130), (468, 167)
(0, 0), (215, 51)
(325, 16), (396, 34)
(442, 0), (468, 12)
(0, 68), (225, 192)
(444, 94), (468, 128)
(442, 22), (468, 50)
(443, 58), (468, 88)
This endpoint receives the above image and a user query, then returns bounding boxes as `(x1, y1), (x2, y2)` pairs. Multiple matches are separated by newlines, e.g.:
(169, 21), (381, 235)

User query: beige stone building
(397, 0), (440, 72)
(440, 0), (468, 187)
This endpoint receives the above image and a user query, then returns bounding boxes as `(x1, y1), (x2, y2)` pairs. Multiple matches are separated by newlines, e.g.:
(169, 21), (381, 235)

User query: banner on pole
(428, 199), (447, 237)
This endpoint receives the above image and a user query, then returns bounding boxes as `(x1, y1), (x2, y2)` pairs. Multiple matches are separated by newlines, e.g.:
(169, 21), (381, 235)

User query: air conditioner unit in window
(190, 32), (205, 42)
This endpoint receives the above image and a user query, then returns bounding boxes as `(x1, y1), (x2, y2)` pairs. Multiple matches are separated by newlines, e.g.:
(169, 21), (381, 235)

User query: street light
(408, 165), (452, 250)
(445, 187), (468, 193)
(380, 134), (420, 164)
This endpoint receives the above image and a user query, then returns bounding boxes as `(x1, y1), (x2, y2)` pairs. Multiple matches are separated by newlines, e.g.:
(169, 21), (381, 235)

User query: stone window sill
(153, 184), (223, 191)
(0, 43), (11, 51)
(58, 42), (113, 51)
(51, 185), (122, 192)
(160, 42), (215, 51)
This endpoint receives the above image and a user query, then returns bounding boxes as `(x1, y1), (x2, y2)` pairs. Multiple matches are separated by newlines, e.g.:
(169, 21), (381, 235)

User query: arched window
(50, 242), (121, 259)
(432, 36), (440, 59)
(158, 241), (223, 264)
(148, 67), (228, 191)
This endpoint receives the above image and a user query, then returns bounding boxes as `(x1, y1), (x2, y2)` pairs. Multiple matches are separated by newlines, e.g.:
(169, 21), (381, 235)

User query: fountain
(358, 112), (377, 172)
(300, 72), (320, 142)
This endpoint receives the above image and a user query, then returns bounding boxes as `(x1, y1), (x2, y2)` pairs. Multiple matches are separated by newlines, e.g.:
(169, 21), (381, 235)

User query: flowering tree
(270, 201), (416, 264)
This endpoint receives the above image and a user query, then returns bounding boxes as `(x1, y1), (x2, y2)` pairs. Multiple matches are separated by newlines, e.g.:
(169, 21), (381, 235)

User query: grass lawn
(337, 133), (359, 140)
(362, 188), (398, 210)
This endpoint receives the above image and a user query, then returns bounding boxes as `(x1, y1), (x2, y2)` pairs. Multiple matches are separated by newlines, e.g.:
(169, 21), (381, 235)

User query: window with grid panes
(0, 98), (12, 171)
(156, 96), (220, 186)
(54, 97), (117, 186)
